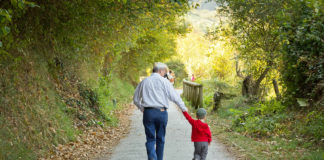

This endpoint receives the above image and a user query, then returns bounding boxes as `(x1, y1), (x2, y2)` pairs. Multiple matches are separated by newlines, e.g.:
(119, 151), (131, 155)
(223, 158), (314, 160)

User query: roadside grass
(0, 86), (78, 160)
(0, 58), (79, 160)
(207, 97), (324, 160)
(96, 77), (134, 127)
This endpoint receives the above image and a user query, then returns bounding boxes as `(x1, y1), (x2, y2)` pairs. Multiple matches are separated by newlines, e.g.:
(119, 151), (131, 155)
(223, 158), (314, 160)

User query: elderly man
(133, 62), (188, 160)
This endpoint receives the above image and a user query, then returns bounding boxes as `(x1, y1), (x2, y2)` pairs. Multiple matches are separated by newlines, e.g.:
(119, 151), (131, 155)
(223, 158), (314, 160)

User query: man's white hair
(153, 62), (168, 72)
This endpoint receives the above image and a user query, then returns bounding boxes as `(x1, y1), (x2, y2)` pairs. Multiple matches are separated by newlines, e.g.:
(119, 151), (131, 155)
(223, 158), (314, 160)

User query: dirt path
(97, 91), (235, 160)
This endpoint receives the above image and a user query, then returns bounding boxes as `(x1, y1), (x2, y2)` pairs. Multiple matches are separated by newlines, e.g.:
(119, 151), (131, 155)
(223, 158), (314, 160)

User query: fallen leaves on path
(40, 104), (135, 160)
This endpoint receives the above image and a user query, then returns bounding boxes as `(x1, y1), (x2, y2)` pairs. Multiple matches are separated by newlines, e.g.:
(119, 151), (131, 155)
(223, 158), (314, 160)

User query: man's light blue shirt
(133, 73), (188, 111)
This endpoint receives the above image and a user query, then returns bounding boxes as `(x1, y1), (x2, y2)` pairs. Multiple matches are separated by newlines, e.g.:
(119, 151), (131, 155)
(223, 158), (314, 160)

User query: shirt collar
(151, 73), (161, 77)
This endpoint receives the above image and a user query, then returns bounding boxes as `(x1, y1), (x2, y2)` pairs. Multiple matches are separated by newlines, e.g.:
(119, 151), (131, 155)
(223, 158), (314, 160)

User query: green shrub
(243, 114), (288, 136)
(96, 77), (134, 123)
(203, 92), (214, 108)
(281, 0), (324, 106)
(231, 100), (288, 136)
(297, 111), (324, 142)
(259, 100), (286, 115)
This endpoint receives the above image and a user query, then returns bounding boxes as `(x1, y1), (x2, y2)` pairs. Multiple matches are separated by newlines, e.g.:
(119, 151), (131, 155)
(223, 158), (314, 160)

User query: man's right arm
(165, 79), (188, 112)
(133, 81), (144, 111)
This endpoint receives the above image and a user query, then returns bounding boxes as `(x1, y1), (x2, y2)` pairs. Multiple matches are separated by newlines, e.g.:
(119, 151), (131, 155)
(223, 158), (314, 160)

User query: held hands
(182, 106), (188, 112)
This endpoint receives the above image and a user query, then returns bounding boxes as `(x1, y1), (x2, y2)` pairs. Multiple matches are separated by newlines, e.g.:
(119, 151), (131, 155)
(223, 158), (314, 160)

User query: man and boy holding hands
(133, 62), (212, 160)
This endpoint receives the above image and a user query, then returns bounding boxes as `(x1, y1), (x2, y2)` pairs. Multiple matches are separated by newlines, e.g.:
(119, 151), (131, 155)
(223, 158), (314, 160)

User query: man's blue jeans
(143, 108), (168, 160)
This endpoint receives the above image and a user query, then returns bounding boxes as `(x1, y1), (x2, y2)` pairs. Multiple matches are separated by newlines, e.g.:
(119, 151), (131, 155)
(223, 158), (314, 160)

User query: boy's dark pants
(143, 108), (168, 160)
(193, 142), (208, 160)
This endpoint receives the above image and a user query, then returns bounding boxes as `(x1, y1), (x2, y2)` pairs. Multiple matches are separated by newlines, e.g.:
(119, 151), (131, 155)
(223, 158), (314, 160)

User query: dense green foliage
(0, 0), (189, 159)
(231, 100), (288, 136)
(213, 0), (283, 97)
(280, 0), (324, 106)
(213, 0), (323, 106)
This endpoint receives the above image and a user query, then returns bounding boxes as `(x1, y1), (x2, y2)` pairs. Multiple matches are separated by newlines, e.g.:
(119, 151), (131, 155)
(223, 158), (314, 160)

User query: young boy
(183, 108), (212, 160)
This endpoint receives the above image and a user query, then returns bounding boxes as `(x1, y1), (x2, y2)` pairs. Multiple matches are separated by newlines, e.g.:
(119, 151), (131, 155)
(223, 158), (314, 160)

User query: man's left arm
(133, 82), (144, 112)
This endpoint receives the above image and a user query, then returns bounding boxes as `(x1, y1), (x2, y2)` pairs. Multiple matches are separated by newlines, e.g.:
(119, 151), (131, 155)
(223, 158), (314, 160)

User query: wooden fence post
(182, 80), (203, 109)
(198, 85), (203, 108)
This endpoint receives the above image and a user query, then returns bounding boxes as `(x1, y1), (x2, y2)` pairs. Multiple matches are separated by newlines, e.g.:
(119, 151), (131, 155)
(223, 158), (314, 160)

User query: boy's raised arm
(182, 111), (194, 125)
(207, 126), (212, 143)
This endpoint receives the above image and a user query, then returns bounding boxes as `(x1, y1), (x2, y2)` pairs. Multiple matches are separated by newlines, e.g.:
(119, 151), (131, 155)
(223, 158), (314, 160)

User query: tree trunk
(252, 67), (271, 96)
(242, 75), (252, 97)
(272, 79), (280, 100)
(242, 65), (271, 98)
(213, 91), (224, 111)
(235, 60), (244, 78)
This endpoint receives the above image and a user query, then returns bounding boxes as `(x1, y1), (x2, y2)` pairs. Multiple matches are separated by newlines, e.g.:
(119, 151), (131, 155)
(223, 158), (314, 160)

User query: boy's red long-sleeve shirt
(183, 111), (212, 143)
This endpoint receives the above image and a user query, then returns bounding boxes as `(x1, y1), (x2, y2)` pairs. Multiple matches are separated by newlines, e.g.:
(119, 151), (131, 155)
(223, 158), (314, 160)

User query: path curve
(97, 91), (235, 160)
